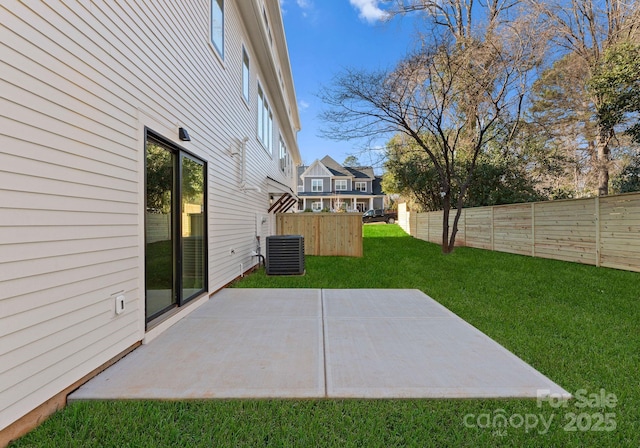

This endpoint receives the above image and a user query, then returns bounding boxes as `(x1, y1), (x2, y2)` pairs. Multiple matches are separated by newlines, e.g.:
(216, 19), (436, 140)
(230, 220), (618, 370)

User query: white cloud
(349, 0), (388, 23)
(299, 100), (310, 111)
(285, 0), (312, 19)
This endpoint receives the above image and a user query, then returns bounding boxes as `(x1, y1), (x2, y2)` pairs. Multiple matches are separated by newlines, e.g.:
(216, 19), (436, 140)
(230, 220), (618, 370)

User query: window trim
(257, 83), (273, 154)
(262, 6), (273, 46)
(210, 0), (224, 59)
(311, 179), (323, 192)
(312, 202), (322, 211)
(355, 181), (367, 192)
(242, 45), (250, 103)
(335, 179), (348, 191)
(279, 136), (288, 173)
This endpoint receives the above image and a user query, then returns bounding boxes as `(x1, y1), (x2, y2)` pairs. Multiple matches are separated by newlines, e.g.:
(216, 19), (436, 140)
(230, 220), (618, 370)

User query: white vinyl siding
(0, 0), (299, 432)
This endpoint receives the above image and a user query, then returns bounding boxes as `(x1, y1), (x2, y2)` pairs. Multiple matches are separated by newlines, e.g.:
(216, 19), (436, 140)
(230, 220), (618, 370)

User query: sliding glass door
(145, 131), (206, 323)
(180, 154), (206, 300)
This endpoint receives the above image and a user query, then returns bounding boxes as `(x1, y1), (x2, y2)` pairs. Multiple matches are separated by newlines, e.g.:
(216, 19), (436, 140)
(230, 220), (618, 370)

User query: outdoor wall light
(179, 127), (191, 141)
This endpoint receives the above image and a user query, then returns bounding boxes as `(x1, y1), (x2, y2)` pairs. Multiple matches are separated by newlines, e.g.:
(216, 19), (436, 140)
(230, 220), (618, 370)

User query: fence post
(490, 206), (495, 251)
(531, 202), (536, 257)
(462, 209), (466, 246)
(595, 196), (601, 267)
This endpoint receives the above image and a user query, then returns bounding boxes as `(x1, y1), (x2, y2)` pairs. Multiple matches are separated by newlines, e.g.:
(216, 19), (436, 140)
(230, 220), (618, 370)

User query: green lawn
(11, 225), (639, 447)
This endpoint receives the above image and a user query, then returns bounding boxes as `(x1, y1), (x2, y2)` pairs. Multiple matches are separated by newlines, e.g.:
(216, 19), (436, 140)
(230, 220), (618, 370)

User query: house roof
(320, 155), (351, 177)
(298, 155), (375, 179)
(346, 166), (374, 179)
(298, 156), (377, 183)
(299, 159), (333, 179)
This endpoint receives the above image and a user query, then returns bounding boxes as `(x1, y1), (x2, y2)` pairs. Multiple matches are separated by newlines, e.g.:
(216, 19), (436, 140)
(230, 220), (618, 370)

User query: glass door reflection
(145, 137), (176, 320)
(180, 155), (206, 302)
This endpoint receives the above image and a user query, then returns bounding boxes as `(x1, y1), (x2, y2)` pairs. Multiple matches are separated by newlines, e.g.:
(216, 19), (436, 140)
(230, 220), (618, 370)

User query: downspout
(233, 137), (261, 192)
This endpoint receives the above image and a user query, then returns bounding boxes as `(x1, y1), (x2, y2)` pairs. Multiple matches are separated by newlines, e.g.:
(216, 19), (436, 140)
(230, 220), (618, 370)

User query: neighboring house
(297, 156), (385, 212)
(0, 1), (300, 441)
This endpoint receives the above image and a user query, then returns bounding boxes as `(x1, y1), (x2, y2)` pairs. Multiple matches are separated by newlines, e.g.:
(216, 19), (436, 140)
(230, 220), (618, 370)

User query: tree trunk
(596, 131), (611, 196)
(448, 201), (465, 251)
(441, 195), (452, 254)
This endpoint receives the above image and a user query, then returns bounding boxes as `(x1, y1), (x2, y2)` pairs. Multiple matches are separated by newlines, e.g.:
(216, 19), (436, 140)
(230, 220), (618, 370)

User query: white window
(355, 182), (367, 192)
(257, 84), (273, 152)
(242, 46), (249, 102)
(262, 6), (273, 45)
(335, 179), (347, 191)
(312, 202), (322, 211)
(211, 0), (224, 58)
(311, 179), (323, 192)
(279, 136), (288, 172)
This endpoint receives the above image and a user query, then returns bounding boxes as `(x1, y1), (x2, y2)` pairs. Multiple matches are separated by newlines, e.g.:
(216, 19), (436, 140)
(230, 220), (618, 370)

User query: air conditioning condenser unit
(266, 235), (305, 275)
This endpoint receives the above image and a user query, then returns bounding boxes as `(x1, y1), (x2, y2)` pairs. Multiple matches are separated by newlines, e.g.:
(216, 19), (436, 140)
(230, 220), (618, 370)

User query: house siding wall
(0, 0), (299, 432)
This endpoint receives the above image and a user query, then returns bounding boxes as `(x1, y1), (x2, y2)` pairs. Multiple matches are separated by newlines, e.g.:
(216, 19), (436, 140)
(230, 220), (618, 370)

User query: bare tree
(385, 0), (522, 41)
(319, 0), (543, 253)
(320, 30), (539, 252)
(528, 0), (640, 195)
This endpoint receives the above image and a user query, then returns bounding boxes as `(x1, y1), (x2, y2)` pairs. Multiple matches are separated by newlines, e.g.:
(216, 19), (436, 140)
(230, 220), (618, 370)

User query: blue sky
(280, 0), (418, 168)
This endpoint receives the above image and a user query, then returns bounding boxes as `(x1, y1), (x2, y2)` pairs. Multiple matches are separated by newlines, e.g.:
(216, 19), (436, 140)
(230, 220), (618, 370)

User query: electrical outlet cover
(115, 295), (125, 315)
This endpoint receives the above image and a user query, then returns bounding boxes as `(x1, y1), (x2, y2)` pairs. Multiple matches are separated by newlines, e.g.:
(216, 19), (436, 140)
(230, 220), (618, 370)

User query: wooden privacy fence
(398, 192), (640, 273)
(276, 213), (363, 257)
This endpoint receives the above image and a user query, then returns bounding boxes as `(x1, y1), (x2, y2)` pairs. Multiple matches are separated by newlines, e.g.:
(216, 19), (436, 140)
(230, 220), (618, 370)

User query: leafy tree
(146, 143), (174, 213)
(383, 134), (544, 211)
(527, 0), (640, 195)
(343, 155), (360, 167)
(528, 53), (600, 195)
(589, 41), (640, 145)
(505, 119), (579, 199)
(612, 152), (640, 193)
(146, 143), (204, 213)
(382, 135), (443, 211)
(181, 157), (205, 206)
(465, 156), (545, 207)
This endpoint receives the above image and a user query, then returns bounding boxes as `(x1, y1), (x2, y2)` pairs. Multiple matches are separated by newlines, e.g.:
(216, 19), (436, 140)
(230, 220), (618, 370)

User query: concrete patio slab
(70, 289), (325, 399)
(323, 289), (566, 398)
(69, 288), (569, 401)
